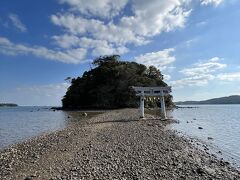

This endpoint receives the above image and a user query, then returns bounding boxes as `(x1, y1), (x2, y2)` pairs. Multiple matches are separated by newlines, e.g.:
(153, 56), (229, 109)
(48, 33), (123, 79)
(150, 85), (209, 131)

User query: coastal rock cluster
(0, 109), (240, 179)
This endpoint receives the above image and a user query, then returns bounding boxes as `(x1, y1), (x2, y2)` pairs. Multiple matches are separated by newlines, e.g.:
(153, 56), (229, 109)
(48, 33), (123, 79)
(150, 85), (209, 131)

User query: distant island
(175, 95), (240, 105)
(0, 103), (18, 107)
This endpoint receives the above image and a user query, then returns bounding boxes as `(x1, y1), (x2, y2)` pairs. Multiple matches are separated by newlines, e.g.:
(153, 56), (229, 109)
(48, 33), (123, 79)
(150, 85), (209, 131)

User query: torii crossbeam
(132, 86), (172, 119)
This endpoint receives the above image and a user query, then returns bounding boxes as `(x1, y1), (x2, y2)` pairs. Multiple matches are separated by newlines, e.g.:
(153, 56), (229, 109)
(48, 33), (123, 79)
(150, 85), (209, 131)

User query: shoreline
(1, 109), (240, 179)
(172, 129), (240, 168)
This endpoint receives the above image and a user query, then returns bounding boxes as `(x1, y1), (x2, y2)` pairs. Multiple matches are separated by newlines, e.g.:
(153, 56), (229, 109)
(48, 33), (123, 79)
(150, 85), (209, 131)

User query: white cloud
(216, 72), (240, 81)
(120, 0), (191, 37)
(171, 74), (215, 88)
(1, 83), (69, 106)
(58, 0), (128, 18)
(0, 37), (87, 64)
(52, 34), (80, 49)
(15, 83), (69, 106)
(52, 35), (128, 56)
(17, 83), (69, 96)
(134, 48), (176, 69)
(170, 57), (226, 88)
(163, 74), (171, 81)
(200, 0), (224, 6)
(51, 1), (192, 58)
(8, 13), (27, 32)
(180, 57), (226, 76)
(51, 14), (147, 46)
(1, 1), (194, 63)
(52, 35), (128, 57)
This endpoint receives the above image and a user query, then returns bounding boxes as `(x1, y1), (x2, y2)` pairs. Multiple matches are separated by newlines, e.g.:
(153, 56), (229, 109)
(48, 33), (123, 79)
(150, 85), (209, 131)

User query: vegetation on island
(62, 55), (173, 109)
(175, 95), (240, 105)
(0, 103), (18, 107)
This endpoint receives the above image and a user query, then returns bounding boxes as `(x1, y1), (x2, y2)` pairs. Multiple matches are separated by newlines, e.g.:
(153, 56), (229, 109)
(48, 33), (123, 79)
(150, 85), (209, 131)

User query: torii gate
(132, 86), (172, 119)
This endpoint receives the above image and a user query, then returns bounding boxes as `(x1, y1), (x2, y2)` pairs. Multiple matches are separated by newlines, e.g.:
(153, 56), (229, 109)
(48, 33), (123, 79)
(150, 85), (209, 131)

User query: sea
(0, 106), (69, 149)
(0, 105), (240, 167)
(169, 104), (240, 167)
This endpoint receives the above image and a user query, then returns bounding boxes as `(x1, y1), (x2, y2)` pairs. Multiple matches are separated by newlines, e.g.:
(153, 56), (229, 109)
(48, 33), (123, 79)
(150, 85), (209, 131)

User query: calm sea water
(0, 106), (69, 149)
(169, 105), (240, 167)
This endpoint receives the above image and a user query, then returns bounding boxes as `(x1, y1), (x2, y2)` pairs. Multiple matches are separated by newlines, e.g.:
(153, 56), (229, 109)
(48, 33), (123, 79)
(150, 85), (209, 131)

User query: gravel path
(0, 109), (240, 180)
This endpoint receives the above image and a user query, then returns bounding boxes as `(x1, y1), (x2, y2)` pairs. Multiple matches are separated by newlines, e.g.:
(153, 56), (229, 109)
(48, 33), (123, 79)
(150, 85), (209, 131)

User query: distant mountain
(175, 95), (240, 105)
(0, 103), (18, 107)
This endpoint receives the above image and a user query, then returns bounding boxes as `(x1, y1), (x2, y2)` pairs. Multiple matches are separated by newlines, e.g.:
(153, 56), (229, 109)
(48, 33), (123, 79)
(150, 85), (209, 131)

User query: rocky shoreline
(1, 109), (240, 179)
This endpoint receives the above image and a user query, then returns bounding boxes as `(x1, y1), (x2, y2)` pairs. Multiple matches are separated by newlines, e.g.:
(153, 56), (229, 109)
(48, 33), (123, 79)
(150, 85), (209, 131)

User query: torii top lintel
(132, 86), (171, 97)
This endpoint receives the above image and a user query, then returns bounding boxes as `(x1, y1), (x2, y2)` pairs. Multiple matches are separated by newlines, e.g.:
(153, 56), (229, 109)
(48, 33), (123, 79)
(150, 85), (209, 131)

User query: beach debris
(198, 127), (203, 129)
(82, 112), (87, 116)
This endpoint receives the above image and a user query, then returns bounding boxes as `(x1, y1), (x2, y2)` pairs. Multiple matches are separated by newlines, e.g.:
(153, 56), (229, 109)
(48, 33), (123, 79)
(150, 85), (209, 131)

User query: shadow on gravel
(91, 118), (165, 124)
(92, 119), (140, 124)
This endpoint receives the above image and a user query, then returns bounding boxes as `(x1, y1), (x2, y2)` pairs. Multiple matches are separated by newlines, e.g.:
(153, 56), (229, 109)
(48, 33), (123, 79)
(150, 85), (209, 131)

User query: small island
(0, 103), (18, 107)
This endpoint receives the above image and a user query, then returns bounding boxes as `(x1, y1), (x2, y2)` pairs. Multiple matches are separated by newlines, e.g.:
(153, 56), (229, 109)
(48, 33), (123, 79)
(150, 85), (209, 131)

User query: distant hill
(0, 103), (18, 107)
(175, 95), (240, 105)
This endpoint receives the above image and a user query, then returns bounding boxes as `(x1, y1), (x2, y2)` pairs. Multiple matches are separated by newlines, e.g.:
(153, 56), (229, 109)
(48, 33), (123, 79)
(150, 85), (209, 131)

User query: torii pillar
(160, 90), (167, 119)
(140, 91), (144, 118)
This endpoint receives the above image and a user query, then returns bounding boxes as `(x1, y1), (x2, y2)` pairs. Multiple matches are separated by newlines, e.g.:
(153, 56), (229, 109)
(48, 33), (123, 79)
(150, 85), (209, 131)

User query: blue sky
(0, 0), (240, 106)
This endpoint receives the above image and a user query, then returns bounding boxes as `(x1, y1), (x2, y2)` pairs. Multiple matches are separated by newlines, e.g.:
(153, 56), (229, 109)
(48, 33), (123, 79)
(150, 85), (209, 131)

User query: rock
(25, 176), (33, 180)
(204, 167), (215, 175)
(82, 112), (87, 117)
(196, 167), (205, 174)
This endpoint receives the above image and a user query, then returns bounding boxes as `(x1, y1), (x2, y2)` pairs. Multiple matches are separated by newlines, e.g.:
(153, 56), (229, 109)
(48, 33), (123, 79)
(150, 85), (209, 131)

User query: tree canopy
(62, 55), (173, 109)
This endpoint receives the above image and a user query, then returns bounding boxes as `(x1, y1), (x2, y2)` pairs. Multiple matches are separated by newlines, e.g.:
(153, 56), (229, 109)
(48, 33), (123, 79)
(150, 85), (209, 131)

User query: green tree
(62, 55), (173, 109)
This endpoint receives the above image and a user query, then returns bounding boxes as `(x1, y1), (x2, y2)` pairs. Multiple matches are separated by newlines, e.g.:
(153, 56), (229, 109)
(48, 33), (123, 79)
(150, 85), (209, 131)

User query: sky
(0, 0), (240, 106)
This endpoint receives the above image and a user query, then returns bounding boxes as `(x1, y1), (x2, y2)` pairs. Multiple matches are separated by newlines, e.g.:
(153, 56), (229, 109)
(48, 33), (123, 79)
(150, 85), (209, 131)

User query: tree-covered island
(0, 103), (18, 107)
(62, 55), (173, 109)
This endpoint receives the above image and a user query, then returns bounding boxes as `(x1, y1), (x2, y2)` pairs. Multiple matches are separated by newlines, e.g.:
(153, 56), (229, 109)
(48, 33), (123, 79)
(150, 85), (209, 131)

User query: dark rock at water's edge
(0, 103), (18, 107)
(50, 107), (63, 111)
(174, 105), (199, 109)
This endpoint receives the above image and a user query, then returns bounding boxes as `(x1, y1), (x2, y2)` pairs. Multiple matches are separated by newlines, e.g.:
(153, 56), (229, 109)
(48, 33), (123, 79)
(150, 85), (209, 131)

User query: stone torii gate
(132, 86), (172, 119)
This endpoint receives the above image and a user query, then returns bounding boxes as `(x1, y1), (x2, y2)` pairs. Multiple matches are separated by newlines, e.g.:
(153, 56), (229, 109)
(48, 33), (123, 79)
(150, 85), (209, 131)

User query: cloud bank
(0, 0), (225, 64)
